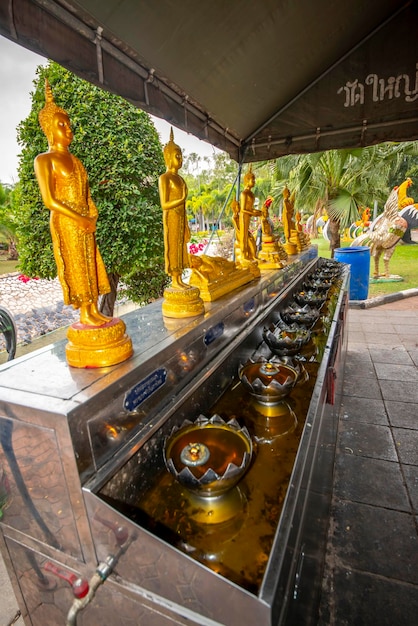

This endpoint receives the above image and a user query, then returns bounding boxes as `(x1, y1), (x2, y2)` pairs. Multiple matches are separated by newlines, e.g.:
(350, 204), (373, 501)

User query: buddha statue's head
(163, 127), (183, 170)
(243, 164), (255, 188)
(39, 79), (70, 146)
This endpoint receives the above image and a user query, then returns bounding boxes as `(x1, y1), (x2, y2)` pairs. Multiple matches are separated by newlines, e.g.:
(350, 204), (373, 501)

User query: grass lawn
(312, 237), (418, 298)
(0, 257), (19, 275)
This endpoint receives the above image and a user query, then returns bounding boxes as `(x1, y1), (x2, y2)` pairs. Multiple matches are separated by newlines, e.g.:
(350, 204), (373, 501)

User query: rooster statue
(351, 179), (418, 278)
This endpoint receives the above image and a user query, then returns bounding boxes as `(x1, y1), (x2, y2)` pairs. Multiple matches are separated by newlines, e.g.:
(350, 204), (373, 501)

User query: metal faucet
(66, 555), (116, 626)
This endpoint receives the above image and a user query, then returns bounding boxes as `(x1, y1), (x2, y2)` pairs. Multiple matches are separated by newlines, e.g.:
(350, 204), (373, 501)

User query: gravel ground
(0, 272), (133, 351)
(0, 273), (79, 348)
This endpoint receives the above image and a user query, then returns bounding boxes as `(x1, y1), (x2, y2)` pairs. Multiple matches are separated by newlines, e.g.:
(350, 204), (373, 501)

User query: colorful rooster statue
(350, 179), (413, 278)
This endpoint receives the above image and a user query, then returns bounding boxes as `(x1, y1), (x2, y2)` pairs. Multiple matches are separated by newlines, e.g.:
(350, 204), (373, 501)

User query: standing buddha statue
(158, 129), (204, 317)
(34, 79), (133, 367)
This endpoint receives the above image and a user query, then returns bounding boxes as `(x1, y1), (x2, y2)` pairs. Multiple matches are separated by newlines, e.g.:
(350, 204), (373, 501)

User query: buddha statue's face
(52, 111), (73, 147)
(166, 144), (183, 170)
(244, 173), (255, 189)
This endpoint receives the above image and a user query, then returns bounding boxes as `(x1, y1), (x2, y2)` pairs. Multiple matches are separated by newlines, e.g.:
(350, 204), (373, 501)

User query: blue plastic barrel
(334, 246), (370, 300)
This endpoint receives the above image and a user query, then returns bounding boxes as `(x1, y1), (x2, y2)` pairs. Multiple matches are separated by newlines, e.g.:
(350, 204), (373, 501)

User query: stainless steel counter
(0, 247), (348, 625)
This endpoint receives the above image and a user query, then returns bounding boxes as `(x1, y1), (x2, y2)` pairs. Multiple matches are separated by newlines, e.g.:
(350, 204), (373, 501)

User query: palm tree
(271, 143), (418, 256)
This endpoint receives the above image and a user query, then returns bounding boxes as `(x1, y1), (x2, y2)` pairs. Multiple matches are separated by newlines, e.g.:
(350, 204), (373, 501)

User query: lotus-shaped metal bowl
(280, 302), (321, 328)
(294, 289), (327, 309)
(164, 414), (252, 497)
(313, 263), (341, 280)
(238, 357), (299, 404)
(302, 278), (332, 293)
(262, 324), (311, 357)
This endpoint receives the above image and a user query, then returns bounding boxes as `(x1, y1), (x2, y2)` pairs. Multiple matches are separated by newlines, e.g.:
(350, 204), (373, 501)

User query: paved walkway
(319, 295), (418, 625)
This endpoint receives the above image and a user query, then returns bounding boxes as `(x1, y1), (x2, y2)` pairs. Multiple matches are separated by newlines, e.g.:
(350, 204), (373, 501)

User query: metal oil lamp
(280, 302), (321, 328)
(164, 414), (252, 525)
(238, 357), (299, 439)
(294, 289), (327, 309)
(262, 323), (311, 357)
(238, 357), (299, 404)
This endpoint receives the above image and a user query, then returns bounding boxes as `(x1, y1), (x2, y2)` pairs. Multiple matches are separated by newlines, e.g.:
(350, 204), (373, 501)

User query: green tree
(271, 144), (417, 256)
(15, 61), (167, 314)
(0, 182), (19, 260)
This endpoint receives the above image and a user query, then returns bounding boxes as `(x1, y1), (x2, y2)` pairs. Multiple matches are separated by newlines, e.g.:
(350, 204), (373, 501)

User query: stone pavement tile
(393, 428), (418, 465)
(339, 396), (389, 425)
(333, 454), (410, 511)
(318, 567), (418, 626)
(399, 331), (418, 347)
(355, 311), (398, 325)
(342, 375), (382, 400)
(346, 319), (364, 331)
(357, 321), (398, 335)
(345, 340), (371, 355)
(368, 344), (415, 366)
(346, 328), (367, 343)
(403, 465), (418, 512)
(385, 400), (418, 429)
(374, 362), (418, 382)
(344, 356), (374, 379)
(397, 319), (418, 331)
(330, 500), (418, 584)
(338, 422), (397, 462)
(408, 347), (418, 366)
(380, 379), (418, 404)
(363, 332), (402, 347)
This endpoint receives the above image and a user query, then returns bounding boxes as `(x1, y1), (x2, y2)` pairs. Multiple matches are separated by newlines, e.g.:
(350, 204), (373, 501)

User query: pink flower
(18, 274), (39, 283)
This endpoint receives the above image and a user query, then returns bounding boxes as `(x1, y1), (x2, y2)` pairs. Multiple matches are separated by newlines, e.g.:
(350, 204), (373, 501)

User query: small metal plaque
(243, 297), (255, 314)
(204, 322), (224, 346)
(124, 368), (167, 411)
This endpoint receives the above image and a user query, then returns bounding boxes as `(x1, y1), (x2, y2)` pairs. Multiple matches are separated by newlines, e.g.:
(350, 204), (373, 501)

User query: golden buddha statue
(282, 185), (310, 254)
(34, 79), (133, 367)
(257, 196), (288, 270)
(238, 165), (261, 263)
(158, 129), (204, 317)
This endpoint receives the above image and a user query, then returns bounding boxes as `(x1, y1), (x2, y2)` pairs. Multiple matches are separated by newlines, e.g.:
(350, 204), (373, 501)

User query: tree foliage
(15, 61), (167, 305)
(0, 182), (19, 259)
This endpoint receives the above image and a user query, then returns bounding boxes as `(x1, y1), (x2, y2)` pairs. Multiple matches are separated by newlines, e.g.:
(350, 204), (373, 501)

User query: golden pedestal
(66, 318), (133, 368)
(189, 265), (254, 302)
(284, 240), (298, 256)
(258, 237), (288, 270)
(296, 232), (311, 252)
(162, 285), (205, 318)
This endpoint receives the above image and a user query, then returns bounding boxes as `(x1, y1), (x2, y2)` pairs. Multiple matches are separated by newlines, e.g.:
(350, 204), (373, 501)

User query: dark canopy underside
(1, 0), (418, 162)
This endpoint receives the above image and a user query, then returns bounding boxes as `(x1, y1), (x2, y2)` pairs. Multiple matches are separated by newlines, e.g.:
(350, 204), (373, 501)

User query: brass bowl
(238, 357), (299, 404)
(263, 324), (311, 357)
(164, 414), (252, 497)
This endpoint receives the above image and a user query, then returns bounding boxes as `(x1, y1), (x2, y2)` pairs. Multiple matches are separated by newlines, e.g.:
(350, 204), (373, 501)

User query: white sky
(0, 35), (221, 186)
